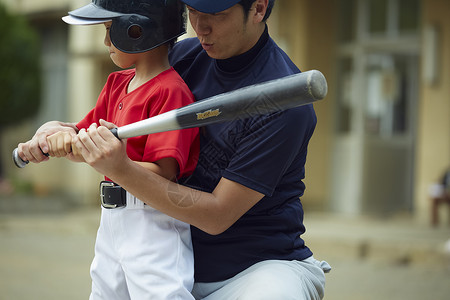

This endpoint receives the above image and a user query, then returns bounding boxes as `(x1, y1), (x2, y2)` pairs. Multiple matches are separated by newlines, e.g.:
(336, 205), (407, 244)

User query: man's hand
(17, 121), (78, 164)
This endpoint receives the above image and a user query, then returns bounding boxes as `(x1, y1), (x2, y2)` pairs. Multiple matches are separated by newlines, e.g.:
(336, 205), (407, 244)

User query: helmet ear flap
(110, 14), (159, 53)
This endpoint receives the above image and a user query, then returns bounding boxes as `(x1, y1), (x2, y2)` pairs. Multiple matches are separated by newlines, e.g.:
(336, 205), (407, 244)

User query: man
(17, 0), (330, 299)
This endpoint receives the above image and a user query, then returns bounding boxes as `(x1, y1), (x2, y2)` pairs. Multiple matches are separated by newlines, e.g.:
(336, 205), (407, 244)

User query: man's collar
(216, 25), (269, 73)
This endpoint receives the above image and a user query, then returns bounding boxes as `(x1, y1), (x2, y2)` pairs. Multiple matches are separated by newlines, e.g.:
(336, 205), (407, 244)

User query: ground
(0, 195), (449, 299)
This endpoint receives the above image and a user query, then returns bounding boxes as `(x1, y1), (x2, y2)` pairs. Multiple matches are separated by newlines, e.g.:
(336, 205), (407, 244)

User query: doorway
(330, 0), (420, 215)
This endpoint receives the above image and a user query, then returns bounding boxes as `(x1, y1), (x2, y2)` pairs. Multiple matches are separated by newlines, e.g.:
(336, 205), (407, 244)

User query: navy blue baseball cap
(181, 0), (241, 13)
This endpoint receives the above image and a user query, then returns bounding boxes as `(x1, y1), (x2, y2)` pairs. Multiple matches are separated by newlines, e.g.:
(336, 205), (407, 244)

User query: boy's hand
(75, 121), (129, 178)
(47, 131), (85, 163)
(99, 119), (116, 130)
(67, 137), (85, 163)
(47, 131), (74, 157)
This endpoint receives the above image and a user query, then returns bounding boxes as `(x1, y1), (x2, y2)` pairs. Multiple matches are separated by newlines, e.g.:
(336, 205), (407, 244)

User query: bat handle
(12, 147), (50, 168)
(13, 128), (120, 169)
(110, 127), (120, 139)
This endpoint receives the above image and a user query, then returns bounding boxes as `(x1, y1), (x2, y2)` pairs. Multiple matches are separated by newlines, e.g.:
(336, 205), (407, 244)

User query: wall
(3, 0), (68, 14)
(271, 0), (336, 210)
(415, 0), (450, 224)
(4, 0), (448, 222)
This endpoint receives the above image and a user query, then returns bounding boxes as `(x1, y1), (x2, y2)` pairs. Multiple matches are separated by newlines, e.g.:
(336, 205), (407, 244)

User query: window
(339, 0), (357, 43)
(368, 0), (388, 34)
(336, 0), (420, 136)
(398, 0), (419, 32)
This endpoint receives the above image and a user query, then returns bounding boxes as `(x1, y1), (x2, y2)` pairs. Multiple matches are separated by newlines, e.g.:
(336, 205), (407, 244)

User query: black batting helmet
(62, 0), (186, 53)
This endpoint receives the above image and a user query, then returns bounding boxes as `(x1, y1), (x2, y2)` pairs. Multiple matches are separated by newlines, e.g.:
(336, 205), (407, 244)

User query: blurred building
(2, 0), (449, 224)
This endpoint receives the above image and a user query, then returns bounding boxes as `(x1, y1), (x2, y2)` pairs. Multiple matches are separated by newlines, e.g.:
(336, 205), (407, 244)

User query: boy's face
(103, 21), (136, 69)
(187, 2), (265, 60)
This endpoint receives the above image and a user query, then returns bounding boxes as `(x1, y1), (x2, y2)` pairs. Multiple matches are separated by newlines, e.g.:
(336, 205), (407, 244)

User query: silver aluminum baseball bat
(13, 70), (327, 168)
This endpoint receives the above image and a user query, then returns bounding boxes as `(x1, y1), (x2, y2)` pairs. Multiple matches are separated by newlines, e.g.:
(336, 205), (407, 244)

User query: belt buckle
(100, 181), (118, 209)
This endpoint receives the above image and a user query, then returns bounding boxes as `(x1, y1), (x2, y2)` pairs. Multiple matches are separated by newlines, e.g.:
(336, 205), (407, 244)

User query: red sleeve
(76, 69), (198, 178)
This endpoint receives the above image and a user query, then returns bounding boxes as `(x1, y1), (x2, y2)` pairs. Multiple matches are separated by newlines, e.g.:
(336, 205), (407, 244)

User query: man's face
(187, 4), (262, 60)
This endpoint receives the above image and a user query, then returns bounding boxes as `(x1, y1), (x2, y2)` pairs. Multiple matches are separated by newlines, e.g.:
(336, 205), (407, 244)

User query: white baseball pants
(89, 196), (194, 300)
(192, 257), (331, 300)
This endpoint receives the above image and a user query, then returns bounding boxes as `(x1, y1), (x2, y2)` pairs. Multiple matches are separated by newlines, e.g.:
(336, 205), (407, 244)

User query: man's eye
(212, 12), (226, 17)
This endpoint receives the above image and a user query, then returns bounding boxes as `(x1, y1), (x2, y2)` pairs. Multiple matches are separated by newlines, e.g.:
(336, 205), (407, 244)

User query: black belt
(100, 181), (126, 209)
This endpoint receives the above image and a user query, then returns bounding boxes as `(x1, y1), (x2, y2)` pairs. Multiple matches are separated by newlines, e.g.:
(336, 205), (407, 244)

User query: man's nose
(193, 15), (212, 36)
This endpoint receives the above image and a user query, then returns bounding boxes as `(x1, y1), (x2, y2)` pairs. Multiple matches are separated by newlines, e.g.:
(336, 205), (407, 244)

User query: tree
(0, 4), (41, 181)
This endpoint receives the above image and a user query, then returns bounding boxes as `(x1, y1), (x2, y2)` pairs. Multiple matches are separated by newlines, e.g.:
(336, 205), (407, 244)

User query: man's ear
(252, 0), (269, 23)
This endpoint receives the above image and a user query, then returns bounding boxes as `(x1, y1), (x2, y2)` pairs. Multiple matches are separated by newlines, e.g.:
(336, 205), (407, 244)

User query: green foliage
(0, 4), (41, 127)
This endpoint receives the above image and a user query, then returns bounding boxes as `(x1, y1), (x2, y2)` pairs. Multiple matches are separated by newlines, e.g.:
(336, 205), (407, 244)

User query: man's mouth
(201, 43), (213, 51)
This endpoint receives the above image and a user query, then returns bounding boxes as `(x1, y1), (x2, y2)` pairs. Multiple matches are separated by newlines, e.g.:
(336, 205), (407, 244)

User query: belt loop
(126, 192), (146, 209)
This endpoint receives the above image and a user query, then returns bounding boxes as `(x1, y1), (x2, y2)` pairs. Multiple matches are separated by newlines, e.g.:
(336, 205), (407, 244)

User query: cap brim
(181, 0), (240, 13)
(62, 15), (111, 25)
(70, 3), (123, 19)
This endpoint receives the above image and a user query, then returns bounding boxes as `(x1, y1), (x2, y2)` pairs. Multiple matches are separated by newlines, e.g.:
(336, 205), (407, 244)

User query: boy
(41, 1), (198, 299)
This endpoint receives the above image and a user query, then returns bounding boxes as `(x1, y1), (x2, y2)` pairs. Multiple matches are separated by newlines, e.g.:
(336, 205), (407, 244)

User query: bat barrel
(116, 70), (327, 139)
(175, 70), (327, 129)
(308, 70), (328, 100)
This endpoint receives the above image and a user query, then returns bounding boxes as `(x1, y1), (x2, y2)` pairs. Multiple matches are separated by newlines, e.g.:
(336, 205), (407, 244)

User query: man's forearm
(75, 124), (260, 235)
(106, 159), (222, 234)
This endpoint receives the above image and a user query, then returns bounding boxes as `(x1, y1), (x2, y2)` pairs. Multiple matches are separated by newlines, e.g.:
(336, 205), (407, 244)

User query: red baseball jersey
(77, 67), (199, 177)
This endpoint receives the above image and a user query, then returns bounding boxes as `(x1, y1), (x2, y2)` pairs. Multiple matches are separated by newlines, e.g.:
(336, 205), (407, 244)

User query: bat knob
(12, 148), (29, 168)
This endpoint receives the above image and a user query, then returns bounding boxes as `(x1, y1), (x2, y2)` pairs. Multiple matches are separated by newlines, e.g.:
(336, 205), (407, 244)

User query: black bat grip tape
(110, 128), (120, 139)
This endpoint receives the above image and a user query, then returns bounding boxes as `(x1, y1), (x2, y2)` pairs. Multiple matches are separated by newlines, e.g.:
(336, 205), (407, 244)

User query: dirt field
(1, 198), (449, 299)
